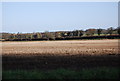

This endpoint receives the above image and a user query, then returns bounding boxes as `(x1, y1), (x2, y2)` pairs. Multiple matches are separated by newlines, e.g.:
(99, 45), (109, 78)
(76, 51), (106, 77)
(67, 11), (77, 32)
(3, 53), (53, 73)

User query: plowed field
(2, 39), (120, 70)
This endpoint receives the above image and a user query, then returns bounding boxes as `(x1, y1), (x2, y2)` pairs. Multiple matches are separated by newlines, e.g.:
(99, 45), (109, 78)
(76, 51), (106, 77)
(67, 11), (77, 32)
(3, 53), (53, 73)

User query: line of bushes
(3, 35), (120, 41)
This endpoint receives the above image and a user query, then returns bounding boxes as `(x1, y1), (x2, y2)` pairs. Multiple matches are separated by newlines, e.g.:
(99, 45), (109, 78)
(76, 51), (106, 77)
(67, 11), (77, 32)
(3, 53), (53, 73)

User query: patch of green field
(2, 67), (120, 80)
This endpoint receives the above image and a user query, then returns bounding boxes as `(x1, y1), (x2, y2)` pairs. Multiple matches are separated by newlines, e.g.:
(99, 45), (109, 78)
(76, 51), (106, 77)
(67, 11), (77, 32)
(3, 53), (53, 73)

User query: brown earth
(2, 39), (119, 56)
(1, 39), (120, 70)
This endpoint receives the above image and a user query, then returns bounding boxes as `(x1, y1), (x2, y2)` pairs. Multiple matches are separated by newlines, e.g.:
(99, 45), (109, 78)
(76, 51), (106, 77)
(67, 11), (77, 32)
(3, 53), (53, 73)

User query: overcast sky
(2, 2), (118, 33)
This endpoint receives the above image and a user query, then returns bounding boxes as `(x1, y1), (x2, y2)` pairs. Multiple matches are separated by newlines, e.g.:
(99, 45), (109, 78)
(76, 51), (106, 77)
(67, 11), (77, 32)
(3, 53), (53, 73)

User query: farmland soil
(1, 39), (120, 70)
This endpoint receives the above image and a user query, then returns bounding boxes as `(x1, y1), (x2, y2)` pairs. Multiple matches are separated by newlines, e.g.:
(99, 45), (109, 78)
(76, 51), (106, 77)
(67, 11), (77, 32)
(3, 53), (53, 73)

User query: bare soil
(2, 39), (119, 56)
(1, 39), (120, 70)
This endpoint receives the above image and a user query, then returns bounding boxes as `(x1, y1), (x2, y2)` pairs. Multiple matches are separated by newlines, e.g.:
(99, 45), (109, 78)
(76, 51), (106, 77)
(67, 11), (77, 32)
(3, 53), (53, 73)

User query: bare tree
(117, 26), (120, 35)
(45, 31), (55, 40)
(97, 28), (102, 36)
(107, 27), (114, 35)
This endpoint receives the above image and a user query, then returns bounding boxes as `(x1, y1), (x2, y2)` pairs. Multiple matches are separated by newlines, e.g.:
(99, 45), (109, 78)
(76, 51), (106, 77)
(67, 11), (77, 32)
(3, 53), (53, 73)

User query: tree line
(1, 27), (120, 41)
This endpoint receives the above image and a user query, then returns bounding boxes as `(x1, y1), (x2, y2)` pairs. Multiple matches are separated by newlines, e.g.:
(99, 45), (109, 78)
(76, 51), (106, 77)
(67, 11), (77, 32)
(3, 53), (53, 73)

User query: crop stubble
(2, 39), (119, 56)
(1, 39), (120, 70)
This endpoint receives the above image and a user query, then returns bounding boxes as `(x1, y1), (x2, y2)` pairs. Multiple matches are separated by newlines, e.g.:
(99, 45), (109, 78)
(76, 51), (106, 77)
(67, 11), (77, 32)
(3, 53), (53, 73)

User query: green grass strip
(3, 67), (120, 79)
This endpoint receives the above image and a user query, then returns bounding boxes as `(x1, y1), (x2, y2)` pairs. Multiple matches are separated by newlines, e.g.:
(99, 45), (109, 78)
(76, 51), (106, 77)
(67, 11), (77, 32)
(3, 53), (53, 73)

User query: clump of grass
(3, 67), (120, 79)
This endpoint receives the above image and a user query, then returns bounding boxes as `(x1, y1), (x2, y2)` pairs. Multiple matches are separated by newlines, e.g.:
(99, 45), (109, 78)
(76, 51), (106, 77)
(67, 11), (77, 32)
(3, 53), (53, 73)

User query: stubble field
(2, 39), (119, 56)
(2, 39), (119, 70)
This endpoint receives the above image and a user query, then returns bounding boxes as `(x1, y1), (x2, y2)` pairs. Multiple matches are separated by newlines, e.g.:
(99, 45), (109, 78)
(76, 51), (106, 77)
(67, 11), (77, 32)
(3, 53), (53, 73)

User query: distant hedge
(3, 35), (120, 41)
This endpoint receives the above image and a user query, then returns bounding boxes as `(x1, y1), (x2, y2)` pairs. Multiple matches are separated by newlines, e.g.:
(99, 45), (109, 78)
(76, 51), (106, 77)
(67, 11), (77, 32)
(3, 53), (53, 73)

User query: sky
(0, 2), (2, 32)
(2, 2), (118, 33)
